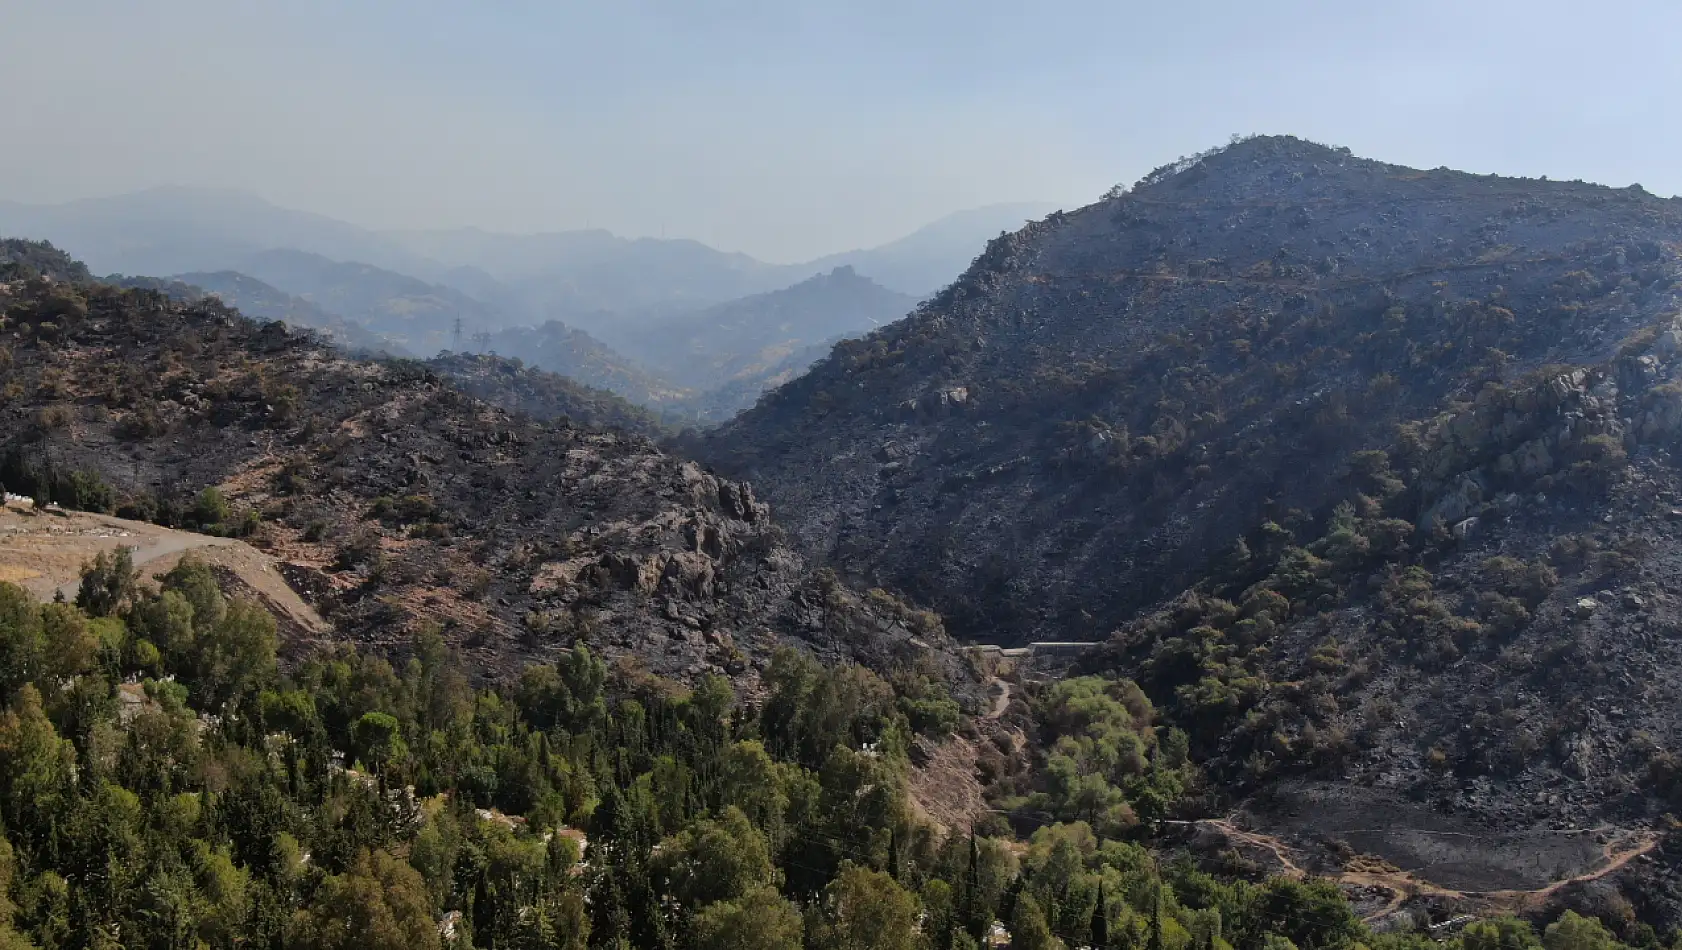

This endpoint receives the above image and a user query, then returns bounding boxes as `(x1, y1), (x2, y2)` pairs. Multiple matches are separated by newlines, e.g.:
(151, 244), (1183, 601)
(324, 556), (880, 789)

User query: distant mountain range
(0, 187), (1049, 306)
(601, 266), (918, 424)
(0, 188), (1052, 417)
(383, 201), (1052, 328)
(231, 249), (511, 354)
(384, 227), (799, 325)
(619, 266), (914, 383)
(481, 321), (691, 409)
(0, 186), (436, 279)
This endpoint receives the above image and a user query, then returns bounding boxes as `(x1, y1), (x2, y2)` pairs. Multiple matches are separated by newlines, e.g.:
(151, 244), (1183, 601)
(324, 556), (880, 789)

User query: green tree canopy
(810, 865), (920, 950)
(692, 884), (803, 950)
(289, 849), (440, 950)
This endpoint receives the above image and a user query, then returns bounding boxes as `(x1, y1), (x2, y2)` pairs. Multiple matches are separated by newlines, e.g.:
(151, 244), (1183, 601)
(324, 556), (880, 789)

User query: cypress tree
(593, 864), (631, 947)
(963, 830), (985, 939)
(1148, 881), (1165, 950)
(472, 872), (495, 948)
(996, 874), (1024, 940)
(1092, 882), (1110, 950)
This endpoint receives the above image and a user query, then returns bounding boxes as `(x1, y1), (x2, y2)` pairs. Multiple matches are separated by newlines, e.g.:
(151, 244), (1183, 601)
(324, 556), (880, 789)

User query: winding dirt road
(51, 531), (236, 600)
(1, 501), (328, 637)
(1188, 816), (1659, 922)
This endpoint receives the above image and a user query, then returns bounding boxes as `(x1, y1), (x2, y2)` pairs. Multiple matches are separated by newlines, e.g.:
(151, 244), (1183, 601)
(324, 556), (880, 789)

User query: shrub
(191, 488), (231, 529)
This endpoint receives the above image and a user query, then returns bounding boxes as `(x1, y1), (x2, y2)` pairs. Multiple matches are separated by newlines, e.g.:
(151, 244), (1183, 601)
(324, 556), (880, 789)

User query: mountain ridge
(1, 188), (1054, 322)
(114, 269), (406, 356)
(705, 135), (1682, 642)
(608, 265), (918, 422)
(0, 239), (978, 695)
(697, 135), (1682, 846)
(0, 185), (442, 278)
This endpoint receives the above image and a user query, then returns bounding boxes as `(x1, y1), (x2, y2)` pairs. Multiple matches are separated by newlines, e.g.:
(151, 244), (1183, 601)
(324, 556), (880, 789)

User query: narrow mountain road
(986, 678), (1012, 719)
(2, 502), (328, 637)
(54, 532), (236, 600)
(1481, 832), (1660, 909)
(1197, 817), (1309, 878)
(1184, 815), (1660, 922)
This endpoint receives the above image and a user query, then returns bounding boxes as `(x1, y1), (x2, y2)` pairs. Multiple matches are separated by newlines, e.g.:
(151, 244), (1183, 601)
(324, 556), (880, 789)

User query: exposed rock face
(0, 245), (977, 697)
(701, 135), (1682, 646)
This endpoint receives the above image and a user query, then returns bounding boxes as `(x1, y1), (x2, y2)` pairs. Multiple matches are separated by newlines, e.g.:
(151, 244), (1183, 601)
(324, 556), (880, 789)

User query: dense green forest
(0, 551), (1650, 950)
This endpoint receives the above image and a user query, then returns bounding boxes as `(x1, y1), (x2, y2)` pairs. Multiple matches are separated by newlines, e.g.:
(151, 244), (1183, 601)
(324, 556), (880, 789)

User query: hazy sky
(4, 0), (1679, 261)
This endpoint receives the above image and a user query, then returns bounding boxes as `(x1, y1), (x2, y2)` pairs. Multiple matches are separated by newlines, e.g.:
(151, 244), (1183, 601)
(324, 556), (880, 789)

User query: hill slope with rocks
(700, 137), (1682, 859)
(0, 240), (977, 697)
(112, 269), (405, 355)
(425, 351), (666, 436)
(706, 136), (1682, 642)
(484, 321), (692, 409)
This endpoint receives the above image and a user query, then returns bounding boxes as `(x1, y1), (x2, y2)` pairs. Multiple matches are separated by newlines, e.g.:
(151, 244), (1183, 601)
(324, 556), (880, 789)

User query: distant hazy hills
(804, 202), (1057, 296)
(385, 227), (799, 323)
(0, 186), (434, 279)
(231, 249), (511, 354)
(0, 187), (1048, 306)
(0, 187), (1052, 417)
(483, 321), (692, 408)
(383, 202), (1053, 327)
(598, 266), (917, 423)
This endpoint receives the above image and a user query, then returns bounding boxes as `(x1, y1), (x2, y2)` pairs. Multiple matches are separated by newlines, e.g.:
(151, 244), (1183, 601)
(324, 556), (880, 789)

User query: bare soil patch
(908, 734), (988, 836)
(0, 500), (328, 638)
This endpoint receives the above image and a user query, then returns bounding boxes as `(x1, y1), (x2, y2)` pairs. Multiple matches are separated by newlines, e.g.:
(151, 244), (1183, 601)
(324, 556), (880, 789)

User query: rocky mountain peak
(705, 139), (1682, 643)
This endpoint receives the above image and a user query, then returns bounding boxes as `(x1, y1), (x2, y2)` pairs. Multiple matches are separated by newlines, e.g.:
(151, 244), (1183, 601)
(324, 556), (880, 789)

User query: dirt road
(51, 531), (237, 600)
(1189, 815), (1659, 922)
(0, 501), (329, 637)
(986, 678), (1012, 718)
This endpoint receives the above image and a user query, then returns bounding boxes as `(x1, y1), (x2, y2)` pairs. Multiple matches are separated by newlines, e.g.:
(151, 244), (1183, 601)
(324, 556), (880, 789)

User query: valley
(7, 135), (1682, 949)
